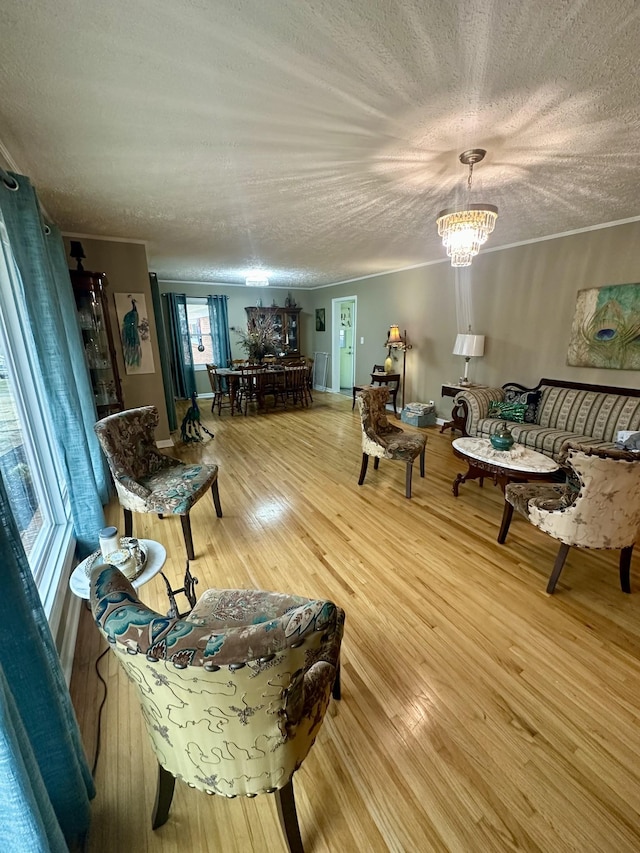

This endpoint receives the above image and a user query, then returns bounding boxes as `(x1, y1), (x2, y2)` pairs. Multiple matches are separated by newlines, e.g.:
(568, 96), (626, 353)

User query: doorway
(331, 296), (357, 394)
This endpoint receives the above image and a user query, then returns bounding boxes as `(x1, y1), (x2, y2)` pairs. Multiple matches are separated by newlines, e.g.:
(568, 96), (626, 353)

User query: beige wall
(306, 222), (640, 417)
(63, 237), (171, 440)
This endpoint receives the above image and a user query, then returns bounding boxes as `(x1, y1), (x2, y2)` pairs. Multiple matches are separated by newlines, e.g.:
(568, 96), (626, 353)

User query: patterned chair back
(94, 406), (171, 482)
(91, 565), (343, 797)
(530, 444), (640, 549)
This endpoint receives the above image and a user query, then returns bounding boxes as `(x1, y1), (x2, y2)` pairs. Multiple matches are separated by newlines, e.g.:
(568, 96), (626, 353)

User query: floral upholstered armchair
(499, 442), (640, 593)
(90, 563), (344, 850)
(356, 386), (427, 498)
(94, 406), (222, 560)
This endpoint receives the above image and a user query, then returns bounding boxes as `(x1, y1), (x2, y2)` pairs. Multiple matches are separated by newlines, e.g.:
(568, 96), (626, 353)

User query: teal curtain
(149, 274), (177, 430)
(0, 172), (108, 557)
(165, 292), (196, 398)
(0, 469), (95, 850)
(207, 294), (232, 367)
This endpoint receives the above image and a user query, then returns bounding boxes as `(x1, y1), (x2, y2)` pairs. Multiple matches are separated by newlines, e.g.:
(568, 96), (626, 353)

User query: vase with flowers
(236, 313), (281, 364)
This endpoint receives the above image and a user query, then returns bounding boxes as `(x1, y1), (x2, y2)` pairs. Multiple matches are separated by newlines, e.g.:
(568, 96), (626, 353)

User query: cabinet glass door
(284, 311), (298, 351)
(77, 293), (120, 409)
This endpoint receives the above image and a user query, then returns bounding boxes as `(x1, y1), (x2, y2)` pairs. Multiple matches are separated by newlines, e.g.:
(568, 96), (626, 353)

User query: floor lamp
(387, 325), (412, 412)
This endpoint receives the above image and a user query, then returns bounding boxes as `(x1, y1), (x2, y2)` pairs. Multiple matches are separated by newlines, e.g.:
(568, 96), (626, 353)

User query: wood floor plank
(69, 392), (640, 852)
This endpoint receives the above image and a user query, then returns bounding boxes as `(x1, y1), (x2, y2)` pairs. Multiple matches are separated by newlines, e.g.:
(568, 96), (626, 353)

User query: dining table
(216, 366), (286, 414)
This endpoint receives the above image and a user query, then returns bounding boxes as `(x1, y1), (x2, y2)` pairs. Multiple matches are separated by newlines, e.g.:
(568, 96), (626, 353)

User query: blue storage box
(401, 404), (436, 427)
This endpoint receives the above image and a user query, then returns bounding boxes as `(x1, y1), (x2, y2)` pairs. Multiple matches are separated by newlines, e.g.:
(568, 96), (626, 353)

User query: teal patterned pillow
(488, 400), (526, 423)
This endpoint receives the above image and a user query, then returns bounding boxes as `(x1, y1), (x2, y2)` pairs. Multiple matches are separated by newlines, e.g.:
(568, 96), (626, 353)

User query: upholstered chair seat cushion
(506, 482), (575, 518)
(138, 462), (219, 515)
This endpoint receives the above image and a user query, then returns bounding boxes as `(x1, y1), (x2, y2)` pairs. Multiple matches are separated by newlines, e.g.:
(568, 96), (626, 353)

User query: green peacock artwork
(121, 297), (142, 368)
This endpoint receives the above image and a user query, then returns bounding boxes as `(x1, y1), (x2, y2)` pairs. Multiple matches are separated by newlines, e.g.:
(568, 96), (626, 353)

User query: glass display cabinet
(69, 245), (123, 416)
(245, 306), (302, 356)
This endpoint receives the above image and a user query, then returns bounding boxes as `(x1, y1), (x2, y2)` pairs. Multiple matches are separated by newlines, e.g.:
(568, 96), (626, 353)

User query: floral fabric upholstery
(94, 406), (219, 516)
(505, 443), (640, 550)
(90, 564), (344, 797)
(356, 386), (426, 462)
(455, 384), (640, 460)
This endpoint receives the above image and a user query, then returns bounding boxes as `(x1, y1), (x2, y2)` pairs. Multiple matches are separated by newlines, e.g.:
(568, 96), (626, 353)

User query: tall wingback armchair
(500, 443), (640, 593)
(94, 406), (222, 560)
(90, 564), (344, 851)
(356, 386), (427, 498)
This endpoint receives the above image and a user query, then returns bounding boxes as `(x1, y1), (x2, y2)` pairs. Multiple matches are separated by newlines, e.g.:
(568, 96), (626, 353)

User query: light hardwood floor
(70, 392), (640, 852)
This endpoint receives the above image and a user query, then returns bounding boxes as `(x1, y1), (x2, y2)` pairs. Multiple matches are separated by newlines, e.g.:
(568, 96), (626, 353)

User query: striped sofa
(455, 378), (640, 460)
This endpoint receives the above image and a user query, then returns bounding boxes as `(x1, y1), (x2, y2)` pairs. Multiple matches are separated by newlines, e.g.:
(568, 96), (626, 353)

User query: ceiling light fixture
(436, 149), (498, 267)
(245, 274), (269, 287)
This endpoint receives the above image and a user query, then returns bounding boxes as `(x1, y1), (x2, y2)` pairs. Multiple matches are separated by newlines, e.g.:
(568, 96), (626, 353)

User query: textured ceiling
(2, 0), (640, 288)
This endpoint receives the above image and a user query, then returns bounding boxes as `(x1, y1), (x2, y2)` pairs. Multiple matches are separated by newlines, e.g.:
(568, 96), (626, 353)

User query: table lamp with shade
(453, 330), (485, 386)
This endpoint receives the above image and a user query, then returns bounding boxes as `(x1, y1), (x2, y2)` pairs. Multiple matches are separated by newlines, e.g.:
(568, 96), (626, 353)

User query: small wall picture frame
(315, 308), (326, 332)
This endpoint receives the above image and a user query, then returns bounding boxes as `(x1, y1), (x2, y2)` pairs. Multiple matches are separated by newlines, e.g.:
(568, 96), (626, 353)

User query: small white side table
(69, 539), (167, 600)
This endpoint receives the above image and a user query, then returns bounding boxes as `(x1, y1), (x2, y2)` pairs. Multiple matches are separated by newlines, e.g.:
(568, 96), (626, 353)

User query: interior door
(338, 300), (355, 390)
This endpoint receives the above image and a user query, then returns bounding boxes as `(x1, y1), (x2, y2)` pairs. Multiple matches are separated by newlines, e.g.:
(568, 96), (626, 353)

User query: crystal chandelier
(436, 149), (498, 267)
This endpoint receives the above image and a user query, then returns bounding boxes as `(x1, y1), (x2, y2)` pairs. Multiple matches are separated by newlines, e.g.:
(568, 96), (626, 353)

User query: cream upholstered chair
(356, 386), (427, 498)
(499, 443), (640, 593)
(90, 563), (344, 852)
(94, 406), (222, 560)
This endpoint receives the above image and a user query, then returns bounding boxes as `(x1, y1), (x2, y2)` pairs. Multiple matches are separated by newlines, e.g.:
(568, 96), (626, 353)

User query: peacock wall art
(567, 283), (640, 370)
(114, 291), (156, 375)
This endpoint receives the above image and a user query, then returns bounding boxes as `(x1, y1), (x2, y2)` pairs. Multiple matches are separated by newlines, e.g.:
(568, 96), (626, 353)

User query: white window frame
(0, 217), (75, 631)
(186, 297), (213, 371)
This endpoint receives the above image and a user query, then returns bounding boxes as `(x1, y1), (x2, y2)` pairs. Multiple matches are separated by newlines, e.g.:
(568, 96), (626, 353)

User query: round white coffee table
(69, 538), (167, 600)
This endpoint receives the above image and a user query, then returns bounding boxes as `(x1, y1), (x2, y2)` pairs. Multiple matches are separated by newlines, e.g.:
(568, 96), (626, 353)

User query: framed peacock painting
(567, 283), (640, 370)
(113, 292), (155, 374)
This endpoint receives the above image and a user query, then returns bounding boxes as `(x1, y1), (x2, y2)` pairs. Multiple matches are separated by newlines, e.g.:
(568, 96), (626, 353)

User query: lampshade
(452, 333), (485, 358)
(436, 149), (498, 267)
(387, 324), (402, 344)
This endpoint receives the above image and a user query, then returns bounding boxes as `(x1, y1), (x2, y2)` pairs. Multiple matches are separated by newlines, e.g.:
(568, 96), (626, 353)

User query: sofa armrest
(454, 387), (504, 436)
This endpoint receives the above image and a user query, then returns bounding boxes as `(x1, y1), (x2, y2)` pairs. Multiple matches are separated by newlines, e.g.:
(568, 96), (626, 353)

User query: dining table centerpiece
(236, 312), (281, 363)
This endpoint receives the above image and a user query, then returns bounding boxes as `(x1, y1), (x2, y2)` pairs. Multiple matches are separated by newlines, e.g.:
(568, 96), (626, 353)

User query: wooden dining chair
(206, 364), (232, 416)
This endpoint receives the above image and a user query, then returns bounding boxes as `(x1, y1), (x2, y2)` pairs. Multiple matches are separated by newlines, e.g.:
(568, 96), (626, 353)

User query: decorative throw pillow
(488, 400), (526, 423)
(502, 387), (541, 424)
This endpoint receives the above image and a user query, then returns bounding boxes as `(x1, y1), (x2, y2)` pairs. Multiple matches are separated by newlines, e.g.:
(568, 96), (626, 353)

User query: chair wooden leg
(358, 454), (369, 486)
(620, 545), (633, 593)
(547, 543), (571, 593)
(332, 662), (341, 700)
(419, 447), (425, 478)
(497, 501), (513, 544)
(373, 457), (380, 470)
(211, 480), (223, 517)
(275, 779), (304, 853)
(181, 514), (195, 561)
(123, 508), (133, 537)
(152, 763), (175, 830)
(405, 461), (413, 498)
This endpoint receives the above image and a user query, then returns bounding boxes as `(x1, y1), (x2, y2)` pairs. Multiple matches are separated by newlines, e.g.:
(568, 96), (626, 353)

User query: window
(0, 218), (73, 618)
(186, 299), (214, 368)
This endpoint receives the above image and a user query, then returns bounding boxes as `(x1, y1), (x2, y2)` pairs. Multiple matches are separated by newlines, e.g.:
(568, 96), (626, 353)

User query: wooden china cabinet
(69, 243), (124, 416)
(245, 305), (302, 357)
